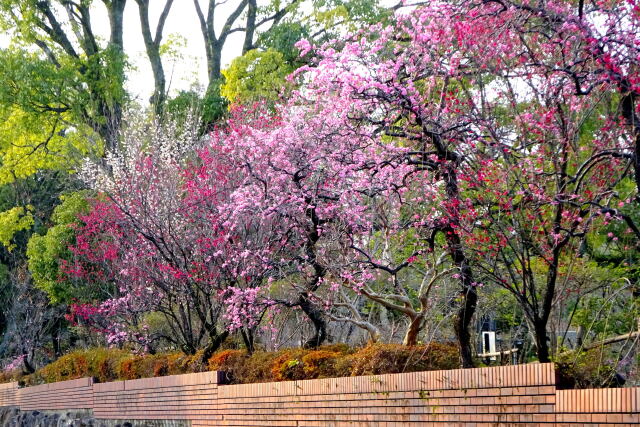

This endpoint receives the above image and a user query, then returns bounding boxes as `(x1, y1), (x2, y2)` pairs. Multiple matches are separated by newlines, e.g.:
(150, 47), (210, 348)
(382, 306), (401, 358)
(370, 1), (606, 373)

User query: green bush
(555, 350), (622, 389)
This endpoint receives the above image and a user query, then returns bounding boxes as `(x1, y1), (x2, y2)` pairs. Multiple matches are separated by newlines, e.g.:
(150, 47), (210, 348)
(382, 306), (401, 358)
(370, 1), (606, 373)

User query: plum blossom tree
(288, 0), (640, 364)
(207, 102), (411, 348)
(66, 116), (276, 357)
(290, 5), (497, 367)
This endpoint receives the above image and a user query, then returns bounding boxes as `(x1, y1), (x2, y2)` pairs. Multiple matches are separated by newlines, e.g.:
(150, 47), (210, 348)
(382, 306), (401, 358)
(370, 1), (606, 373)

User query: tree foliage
(27, 191), (90, 304)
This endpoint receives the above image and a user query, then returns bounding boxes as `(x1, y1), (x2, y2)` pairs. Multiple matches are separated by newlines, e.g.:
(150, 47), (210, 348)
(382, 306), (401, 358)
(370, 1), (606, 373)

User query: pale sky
(98, 0), (247, 103)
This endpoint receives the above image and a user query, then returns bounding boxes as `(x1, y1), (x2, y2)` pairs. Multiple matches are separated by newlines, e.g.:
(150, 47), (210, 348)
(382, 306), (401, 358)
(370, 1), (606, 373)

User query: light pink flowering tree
(207, 102), (411, 348)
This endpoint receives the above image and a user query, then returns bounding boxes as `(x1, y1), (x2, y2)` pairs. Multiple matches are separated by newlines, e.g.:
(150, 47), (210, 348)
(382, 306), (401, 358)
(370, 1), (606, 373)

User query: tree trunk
(22, 353), (35, 375)
(619, 83), (640, 195)
(453, 285), (478, 368)
(51, 317), (62, 358)
(107, 0), (126, 50)
(576, 325), (584, 347)
(243, 0), (257, 53)
(208, 46), (223, 88)
(101, 0), (127, 152)
(442, 164), (478, 368)
(96, 109), (121, 153)
(202, 330), (229, 362)
(136, 0), (173, 115)
(149, 55), (166, 114)
(299, 292), (327, 348)
(403, 315), (423, 346)
(241, 328), (255, 354)
(534, 320), (551, 363)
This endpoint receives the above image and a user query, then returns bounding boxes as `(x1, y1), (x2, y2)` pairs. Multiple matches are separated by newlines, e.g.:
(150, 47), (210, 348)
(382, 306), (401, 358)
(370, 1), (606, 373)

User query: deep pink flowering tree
(66, 119), (276, 356)
(289, 0), (640, 364)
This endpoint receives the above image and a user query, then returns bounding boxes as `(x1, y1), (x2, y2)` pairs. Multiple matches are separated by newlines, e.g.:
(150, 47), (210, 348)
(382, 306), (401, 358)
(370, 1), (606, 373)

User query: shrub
(33, 351), (89, 384)
(271, 349), (307, 381)
(346, 342), (459, 376)
(153, 357), (169, 377)
(555, 350), (623, 389)
(208, 349), (245, 370)
(229, 350), (279, 384)
(301, 350), (343, 379)
(117, 356), (142, 380)
(0, 369), (19, 384)
(84, 348), (128, 383)
(205, 343), (455, 384)
(7, 342), (461, 386)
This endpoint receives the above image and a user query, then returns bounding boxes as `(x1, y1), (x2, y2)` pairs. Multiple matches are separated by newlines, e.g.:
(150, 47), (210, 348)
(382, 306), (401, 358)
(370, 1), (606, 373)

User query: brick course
(0, 363), (638, 425)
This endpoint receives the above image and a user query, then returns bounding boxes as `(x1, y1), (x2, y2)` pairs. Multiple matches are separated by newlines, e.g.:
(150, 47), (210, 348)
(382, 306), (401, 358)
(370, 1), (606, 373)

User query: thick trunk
(136, 0), (172, 115)
(534, 320), (551, 363)
(402, 315), (423, 346)
(453, 285), (477, 368)
(107, 0), (126, 50)
(100, 1), (126, 152)
(243, 0), (257, 53)
(22, 354), (35, 375)
(96, 111), (121, 153)
(194, 0), (247, 93)
(533, 207), (563, 362)
(240, 328), (255, 354)
(299, 292), (327, 348)
(619, 91), (640, 195)
(208, 47), (223, 88)
(150, 55), (166, 114)
(202, 329), (229, 362)
(442, 165), (478, 368)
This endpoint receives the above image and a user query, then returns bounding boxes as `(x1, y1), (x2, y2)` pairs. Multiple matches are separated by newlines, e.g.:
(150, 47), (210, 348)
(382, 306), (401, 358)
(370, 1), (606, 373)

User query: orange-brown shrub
(0, 369), (19, 384)
(226, 350), (279, 383)
(117, 355), (142, 380)
(270, 349), (308, 381)
(153, 357), (169, 377)
(21, 348), (132, 385)
(204, 343), (458, 384)
(301, 350), (343, 379)
(208, 349), (246, 370)
(33, 352), (89, 384)
(8, 342), (460, 386)
(346, 342), (459, 376)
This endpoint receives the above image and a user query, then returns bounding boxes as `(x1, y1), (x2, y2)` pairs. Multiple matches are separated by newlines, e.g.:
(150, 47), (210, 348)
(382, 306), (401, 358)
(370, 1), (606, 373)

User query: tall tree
(0, 0), (128, 151)
(192, 0), (297, 87)
(134, 0), (174, 115)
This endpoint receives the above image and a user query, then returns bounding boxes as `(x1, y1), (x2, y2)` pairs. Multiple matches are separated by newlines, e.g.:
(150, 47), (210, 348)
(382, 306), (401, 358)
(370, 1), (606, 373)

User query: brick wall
(0, 382), (17, 407)
(556, 388), (640, 425)
(0, 363), (639, 426)
(93, 371), (221, 423)
(211, 363), (557, 426)
(16, 377), (93, 411)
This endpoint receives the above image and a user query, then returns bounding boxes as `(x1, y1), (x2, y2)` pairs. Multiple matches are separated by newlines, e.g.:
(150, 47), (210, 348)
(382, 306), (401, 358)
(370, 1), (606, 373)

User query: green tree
(221, 48), (294, 105)
(0, 0), (127, 151)
(27, 191), (91, 304)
